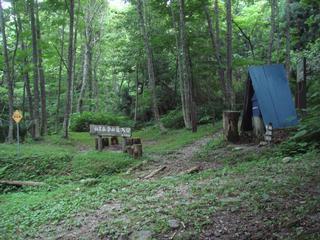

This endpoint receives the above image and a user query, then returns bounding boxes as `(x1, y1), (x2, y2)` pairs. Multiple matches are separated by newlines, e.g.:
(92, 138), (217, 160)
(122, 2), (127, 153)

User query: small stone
(168, 219), (180, 229)
(282, 157), (293, 163)
(111, 189), (117, 193)
(233, 147), (243, 151)
(259, 141), (268, 147)
(130, 230), (153, 240)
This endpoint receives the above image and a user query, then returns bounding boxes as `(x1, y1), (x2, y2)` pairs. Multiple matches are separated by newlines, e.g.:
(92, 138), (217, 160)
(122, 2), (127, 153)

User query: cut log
(122, 137), (133, 152)
(223, 111), (240, 143)
(132, 144), (143, 158)
(144, 166), (167, 179)
(127, 146), (134, 156)
(0, 180), (45, 187)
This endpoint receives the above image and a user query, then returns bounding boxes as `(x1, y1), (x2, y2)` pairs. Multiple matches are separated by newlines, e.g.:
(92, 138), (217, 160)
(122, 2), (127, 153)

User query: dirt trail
(132, 131), (223, 179)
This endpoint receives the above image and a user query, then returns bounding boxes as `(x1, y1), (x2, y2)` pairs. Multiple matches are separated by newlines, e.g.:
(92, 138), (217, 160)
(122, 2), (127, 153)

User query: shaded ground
(2, 128), (319, 240)
(133, 133), (222, 178)
(201, 178), (320, 240)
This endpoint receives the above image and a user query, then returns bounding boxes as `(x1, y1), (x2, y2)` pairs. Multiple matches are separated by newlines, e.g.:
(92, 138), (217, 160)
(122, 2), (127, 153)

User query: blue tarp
(248, 64), (298, 129)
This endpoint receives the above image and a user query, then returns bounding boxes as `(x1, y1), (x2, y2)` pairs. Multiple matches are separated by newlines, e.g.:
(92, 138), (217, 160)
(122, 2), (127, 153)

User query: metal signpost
(12, 110), (23, 155)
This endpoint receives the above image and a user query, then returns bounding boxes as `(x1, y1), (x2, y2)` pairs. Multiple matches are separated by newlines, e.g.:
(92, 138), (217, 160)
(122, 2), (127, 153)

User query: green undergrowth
(0, 124), (319, 239)
(134, 123), (221, 153)
(45, 131), (94, 148)
(0, 143), (138, 187)
(0, 143), (318, 239)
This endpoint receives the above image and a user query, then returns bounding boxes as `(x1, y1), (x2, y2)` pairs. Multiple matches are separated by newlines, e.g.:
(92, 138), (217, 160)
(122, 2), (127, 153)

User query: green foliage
(161, 109), (184, 129)
(134, 123), (221, 153)
(0, 124), (28, 143)
(0, 140), (319, 239)
(72, 151), (135, 178)
(0, 145), (72, 183)
(70, 112), (134, 132)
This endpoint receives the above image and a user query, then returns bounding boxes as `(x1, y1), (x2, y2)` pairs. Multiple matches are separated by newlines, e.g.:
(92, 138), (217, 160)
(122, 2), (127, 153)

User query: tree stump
(132, 144), (143, 158)
(223, 111), (240, 143)
(111, 136), (119, 145)
(127, 146), (134, 156)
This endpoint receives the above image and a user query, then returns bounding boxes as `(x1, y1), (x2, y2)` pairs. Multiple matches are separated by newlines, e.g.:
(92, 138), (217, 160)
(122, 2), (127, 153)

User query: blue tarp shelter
(241, 64), (298, 131)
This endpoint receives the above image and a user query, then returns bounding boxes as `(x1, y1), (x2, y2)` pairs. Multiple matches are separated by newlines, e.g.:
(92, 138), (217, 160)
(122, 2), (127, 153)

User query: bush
(161, 109), (185, 129)
(70, 112), (134, 132)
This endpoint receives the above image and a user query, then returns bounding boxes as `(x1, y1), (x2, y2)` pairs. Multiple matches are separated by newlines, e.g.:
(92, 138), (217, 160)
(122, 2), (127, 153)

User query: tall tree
(29, 0), (41, 139)
(17, 0), (35, 137)
(35, 0), (47, 135)
(267, 0), (276, 64)
(62, 0), (75, 139)
(285, 0), (291, 79)
(225, 0), (235, 110)
(0, 0), (14, 142)
(204, 1), (226, 105)
(136, 0), (165, 131)
(178, 0), (196, 131)
(56, 25), (65, 132)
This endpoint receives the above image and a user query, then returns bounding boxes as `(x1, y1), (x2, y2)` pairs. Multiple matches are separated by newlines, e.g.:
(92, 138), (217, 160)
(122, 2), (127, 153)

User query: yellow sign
(12, 110), (23, 123)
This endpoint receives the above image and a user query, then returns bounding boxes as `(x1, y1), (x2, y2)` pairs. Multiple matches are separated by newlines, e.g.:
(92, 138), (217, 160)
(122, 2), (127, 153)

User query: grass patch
(134, 123), (221, 153)
(45, 132), (94, 148)
(0, 125), (319, 239)
(1, 143), (318, 239)
(72, 151), (136, 178)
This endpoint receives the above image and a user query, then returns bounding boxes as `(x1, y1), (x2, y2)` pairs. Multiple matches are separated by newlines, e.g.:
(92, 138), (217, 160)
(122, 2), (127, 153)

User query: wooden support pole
(97, 135), (103, 151)
(111, 136), (119, 145)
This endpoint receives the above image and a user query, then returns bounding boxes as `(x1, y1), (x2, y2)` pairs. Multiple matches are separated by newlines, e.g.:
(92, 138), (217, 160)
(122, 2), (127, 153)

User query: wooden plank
(0, 180), (45, 187)
(144, 166), (167, 179)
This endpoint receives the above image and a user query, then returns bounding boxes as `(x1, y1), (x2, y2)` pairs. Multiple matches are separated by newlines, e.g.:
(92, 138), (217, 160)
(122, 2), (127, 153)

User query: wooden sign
(90, 124), (132, 137)
(12, 110), (23, 123)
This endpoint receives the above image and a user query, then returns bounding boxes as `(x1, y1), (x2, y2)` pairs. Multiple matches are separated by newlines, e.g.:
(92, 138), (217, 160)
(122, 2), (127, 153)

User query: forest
(0, 0), (319, 239)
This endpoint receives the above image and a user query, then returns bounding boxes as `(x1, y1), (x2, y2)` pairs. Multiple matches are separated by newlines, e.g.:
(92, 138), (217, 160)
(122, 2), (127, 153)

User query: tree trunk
(169, 1), (186, 126)
(267, 0), (276, 64)
(178, 0), (196, 130)
(214, 0), (227, 106)
(62, 0), (75, 139)
(225, 0), (235, 110)
(204, 3), (226, 106)
(275, 0), (281, 63)
(136, 0), (165, 131)
(285, 0), (291, 79)
(134, 64), (139, 122)
(16, 2), (35, 137)
(56, 25), (65, 132)
(29, 0), (41, 139)
(77, 43), (89, 113)
(0, 0), (14, 143)
(71, 0), (80, 115)
(35, 0), (47, 135)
